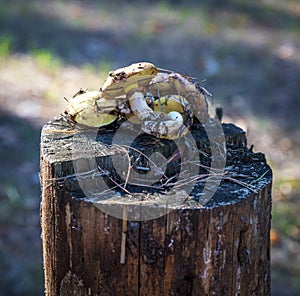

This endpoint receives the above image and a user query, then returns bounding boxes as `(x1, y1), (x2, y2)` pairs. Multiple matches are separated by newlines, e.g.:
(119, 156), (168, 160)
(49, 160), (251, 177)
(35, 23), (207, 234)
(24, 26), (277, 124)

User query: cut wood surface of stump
(40, 116), (272, 296)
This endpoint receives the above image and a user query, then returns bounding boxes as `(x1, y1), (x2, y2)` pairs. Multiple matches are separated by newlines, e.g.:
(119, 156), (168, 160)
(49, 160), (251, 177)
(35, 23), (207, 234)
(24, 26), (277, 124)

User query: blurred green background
(0, 0), (299, 295)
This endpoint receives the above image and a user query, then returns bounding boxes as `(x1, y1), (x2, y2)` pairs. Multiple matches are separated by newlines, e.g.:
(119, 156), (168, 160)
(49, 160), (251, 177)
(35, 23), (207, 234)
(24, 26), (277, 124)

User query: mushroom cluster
(64, 62), (211, 140)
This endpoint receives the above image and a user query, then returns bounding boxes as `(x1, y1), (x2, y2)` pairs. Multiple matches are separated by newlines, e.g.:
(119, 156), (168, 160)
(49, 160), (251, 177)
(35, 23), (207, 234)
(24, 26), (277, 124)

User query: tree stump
(40, 116), (272, 296)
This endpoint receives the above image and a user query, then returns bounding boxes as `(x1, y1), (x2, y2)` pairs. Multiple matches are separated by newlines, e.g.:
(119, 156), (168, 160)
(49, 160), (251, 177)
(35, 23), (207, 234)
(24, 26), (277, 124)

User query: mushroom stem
(128, 91), (186, 139)
(128, 91), (160, 121)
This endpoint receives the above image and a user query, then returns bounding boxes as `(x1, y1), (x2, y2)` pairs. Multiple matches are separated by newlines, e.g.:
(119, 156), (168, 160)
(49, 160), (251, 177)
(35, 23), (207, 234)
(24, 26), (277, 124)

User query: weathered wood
(40, 116), (272, 296)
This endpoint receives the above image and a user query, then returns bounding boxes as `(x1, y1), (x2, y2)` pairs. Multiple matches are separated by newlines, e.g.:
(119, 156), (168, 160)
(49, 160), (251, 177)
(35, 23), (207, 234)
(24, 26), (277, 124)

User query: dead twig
(249, 170), (270, 186)
(97, 165), (131, 195)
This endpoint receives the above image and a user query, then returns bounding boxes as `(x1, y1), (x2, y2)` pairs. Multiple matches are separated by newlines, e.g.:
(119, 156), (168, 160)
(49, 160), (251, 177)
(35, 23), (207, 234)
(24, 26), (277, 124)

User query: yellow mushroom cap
(65, 90), (118, 127)
(153, 95), (186, 114)
(101, 62), (158, 98)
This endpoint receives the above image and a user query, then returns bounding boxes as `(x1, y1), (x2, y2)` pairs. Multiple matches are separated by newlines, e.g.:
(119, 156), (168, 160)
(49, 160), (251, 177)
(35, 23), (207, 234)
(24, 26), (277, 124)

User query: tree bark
(40, 117), (272, 296)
